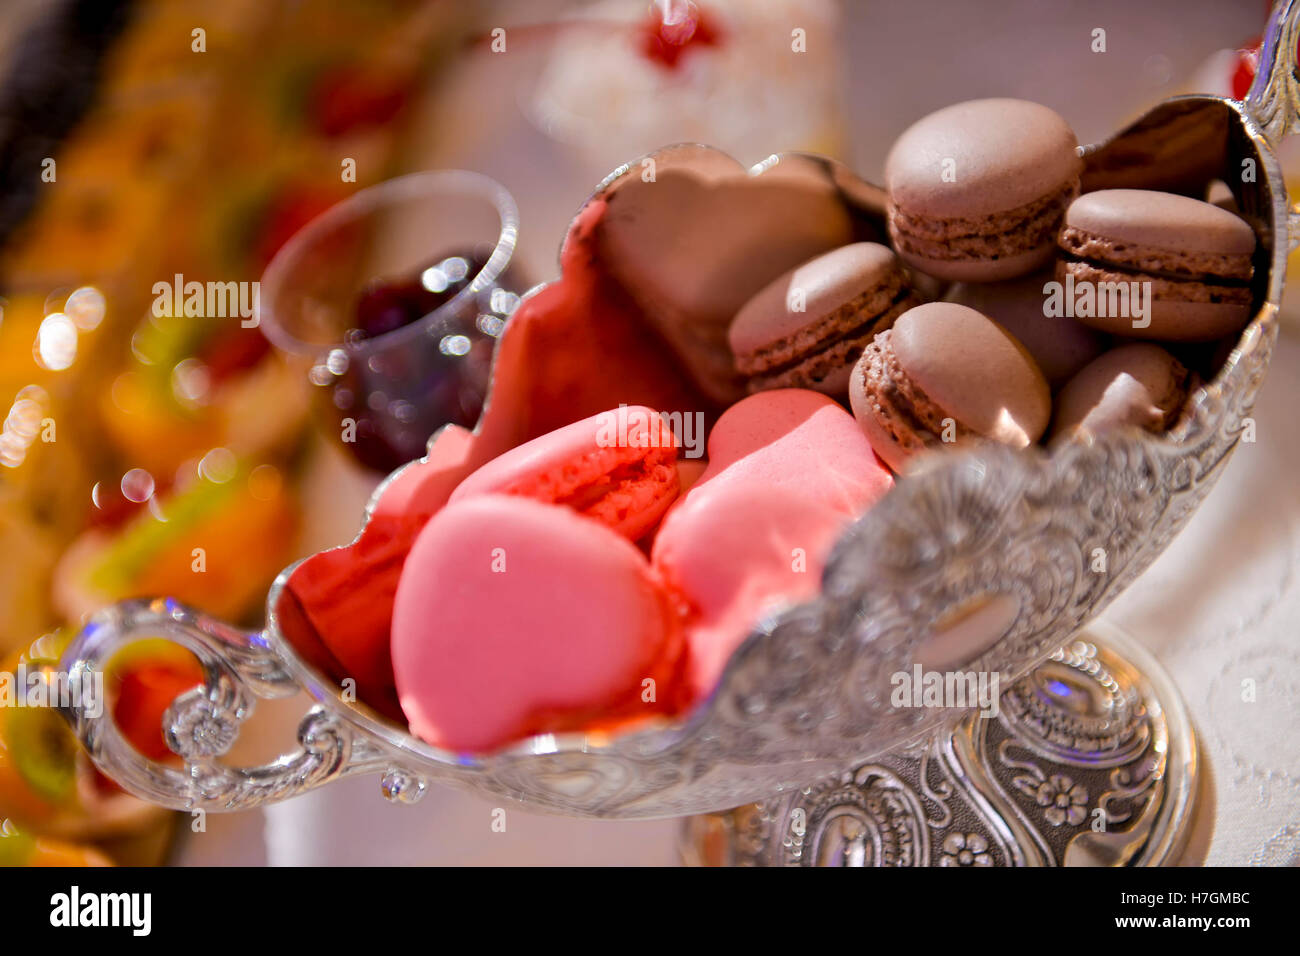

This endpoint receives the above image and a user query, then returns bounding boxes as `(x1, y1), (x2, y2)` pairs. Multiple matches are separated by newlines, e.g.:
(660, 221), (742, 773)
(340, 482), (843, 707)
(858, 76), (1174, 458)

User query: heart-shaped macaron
(596, 146), (858, 404)
(450, 405), (680, 541)
(391, 495), (683, 753)
(651, 389), (893, 698)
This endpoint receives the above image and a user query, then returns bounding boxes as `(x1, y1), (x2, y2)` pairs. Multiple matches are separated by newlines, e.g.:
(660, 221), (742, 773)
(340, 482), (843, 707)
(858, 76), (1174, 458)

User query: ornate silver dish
(681, 623), (1200, 866)
(59, 1), (1298, 826)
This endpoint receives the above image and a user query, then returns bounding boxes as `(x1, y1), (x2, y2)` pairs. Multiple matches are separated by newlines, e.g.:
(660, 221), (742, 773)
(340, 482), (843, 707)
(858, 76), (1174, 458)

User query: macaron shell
(728, 243), (917, 396)
(1051, 343), (1190, 440)
(392, 496), (681, 753)
(729, 243), (905, 355)
(891, 302), (1052, 446)
(652, 390), (893, 699)
(1062, 189), (1257, 260)
(655, 484), (853, 697)
(450, 405), (680, 541)
(848, 354), (920, 474)
(282, 510), (428, 721)
(885, 98), (1082, 219)
(738, 293), (916, 397)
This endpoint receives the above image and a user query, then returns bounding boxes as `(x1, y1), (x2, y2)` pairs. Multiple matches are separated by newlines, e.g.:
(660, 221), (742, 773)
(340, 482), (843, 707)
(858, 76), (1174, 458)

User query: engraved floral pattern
(1034, 774), (1090, 827)
(940, 832), (993, 866)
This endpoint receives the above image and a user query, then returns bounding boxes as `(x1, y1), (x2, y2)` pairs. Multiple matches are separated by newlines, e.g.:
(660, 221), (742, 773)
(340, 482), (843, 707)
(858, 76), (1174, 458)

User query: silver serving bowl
(60, 1), (1300, 820)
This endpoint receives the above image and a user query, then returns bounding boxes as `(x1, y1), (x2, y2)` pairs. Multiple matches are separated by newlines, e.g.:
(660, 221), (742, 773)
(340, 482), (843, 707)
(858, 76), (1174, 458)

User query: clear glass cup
(257, 170), (523, 473)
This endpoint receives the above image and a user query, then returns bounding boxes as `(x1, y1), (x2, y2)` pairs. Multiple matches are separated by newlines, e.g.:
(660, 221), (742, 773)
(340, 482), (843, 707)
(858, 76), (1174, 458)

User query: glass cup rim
(256, 169), (520, 359)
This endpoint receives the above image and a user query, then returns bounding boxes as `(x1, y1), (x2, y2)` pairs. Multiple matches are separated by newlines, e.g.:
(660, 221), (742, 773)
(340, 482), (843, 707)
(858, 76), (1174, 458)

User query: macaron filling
(857, 329), (973, 453)
(736, 281), (920, 391)
(1054, 260), (1253, 308)
(449, 405), (684, 541)
(1057, 224), (1254, 281)
(476, 442), (680, 538)
(1057, 225), (1254, 310)
(553, 451), (678, 517)
(889, 177), (1079, 266)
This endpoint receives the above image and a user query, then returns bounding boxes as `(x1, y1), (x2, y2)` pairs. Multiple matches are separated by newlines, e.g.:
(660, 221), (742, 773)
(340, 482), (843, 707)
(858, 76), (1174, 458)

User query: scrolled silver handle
(59, 597), (381, 812)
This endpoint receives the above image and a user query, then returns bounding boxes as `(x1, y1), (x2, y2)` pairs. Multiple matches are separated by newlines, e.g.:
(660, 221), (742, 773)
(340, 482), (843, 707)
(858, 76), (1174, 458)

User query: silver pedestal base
(681, 624), (1198, 866)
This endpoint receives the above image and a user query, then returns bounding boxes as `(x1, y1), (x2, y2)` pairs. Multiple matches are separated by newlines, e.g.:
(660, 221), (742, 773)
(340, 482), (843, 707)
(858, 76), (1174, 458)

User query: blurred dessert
(0, 0), (475, 863)
(0, 637), (189, 859)
(532, 0), (844, 174)
(53, 457), (297, 624)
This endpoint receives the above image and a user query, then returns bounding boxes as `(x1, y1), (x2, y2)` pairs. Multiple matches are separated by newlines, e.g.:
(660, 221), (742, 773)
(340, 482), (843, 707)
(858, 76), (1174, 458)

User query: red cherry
(1232, 36), (1262, 101)
(638, 2), (722, 70)
(354, 283), (420, 339)
(1229, 31), (1300, 101)
(327, 251), (520, 472)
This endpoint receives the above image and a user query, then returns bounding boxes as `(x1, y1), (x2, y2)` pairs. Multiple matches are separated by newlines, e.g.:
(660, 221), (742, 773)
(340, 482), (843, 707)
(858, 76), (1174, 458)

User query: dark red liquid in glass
(319, 249), (526, 473)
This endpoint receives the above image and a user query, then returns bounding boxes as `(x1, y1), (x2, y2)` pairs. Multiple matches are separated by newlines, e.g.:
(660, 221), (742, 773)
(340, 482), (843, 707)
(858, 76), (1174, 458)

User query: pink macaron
(651, 389), (893, 699)
(450, 405), (681, 542)
(391, 495), (684, 753)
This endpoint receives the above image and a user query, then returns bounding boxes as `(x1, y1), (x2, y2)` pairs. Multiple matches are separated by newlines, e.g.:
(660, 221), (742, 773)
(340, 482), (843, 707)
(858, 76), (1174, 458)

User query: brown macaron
(1050, 343), (1191, 441)
(944, 273), (1107, 388)
(885, 98), (1082, 282)
(1055, 189), (1258, 341)
(729, 243), (919, 395)
(849, 302), (1052, 472)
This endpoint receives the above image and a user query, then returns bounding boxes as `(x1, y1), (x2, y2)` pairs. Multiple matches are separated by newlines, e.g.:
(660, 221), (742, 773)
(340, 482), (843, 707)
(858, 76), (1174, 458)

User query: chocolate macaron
(1055, 189), (1257, 341)
(886, 98), (1082, 282)
(729, 242), (919, 395)
(944, 273), (1106, 388)
(849, 302), (1051, 472)
(1050, 343), (1191, 441)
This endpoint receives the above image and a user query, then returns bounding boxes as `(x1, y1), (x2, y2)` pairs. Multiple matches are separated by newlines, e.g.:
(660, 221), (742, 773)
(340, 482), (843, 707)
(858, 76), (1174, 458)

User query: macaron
(728, 242), (919, 395)
(651, 390), (893, 699)
(1055, 189), (1257, 341)
(1050, 343), (1191, 441)
(885, 98), (1082, 282)
(391, 495), (683, 753)
(450, 405), (680, 541)
(596, 145), (855, 405)
(849, 302), (1052, 472)
(944, 273), (1106, 388)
